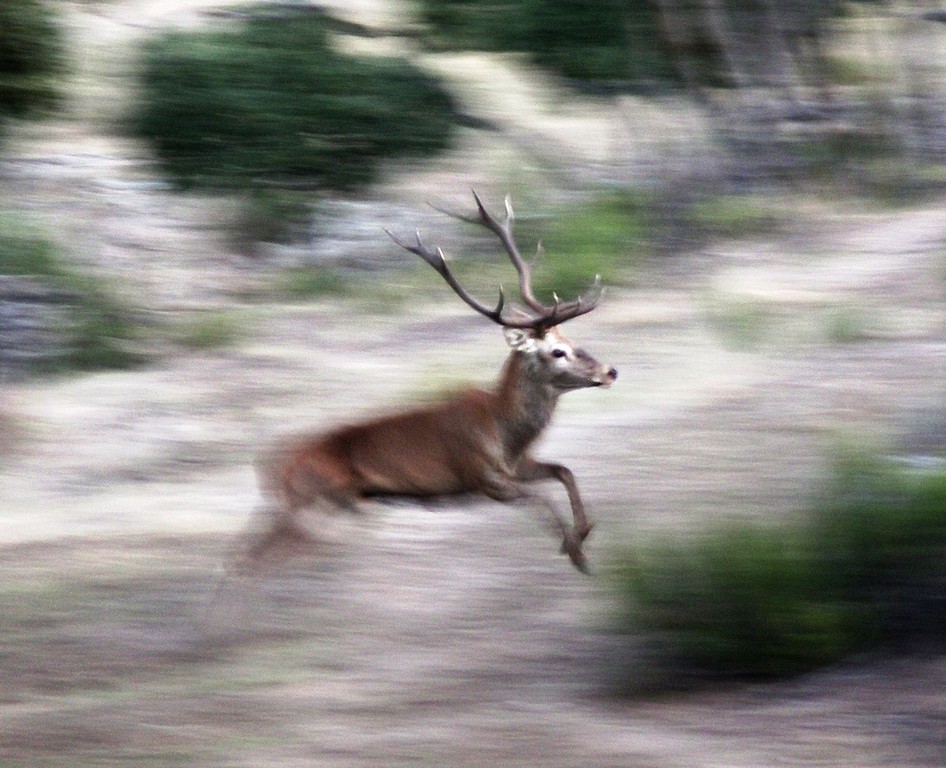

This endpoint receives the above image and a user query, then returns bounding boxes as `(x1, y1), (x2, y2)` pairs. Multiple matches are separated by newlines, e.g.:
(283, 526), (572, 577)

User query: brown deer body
(239, 193), (616, 573)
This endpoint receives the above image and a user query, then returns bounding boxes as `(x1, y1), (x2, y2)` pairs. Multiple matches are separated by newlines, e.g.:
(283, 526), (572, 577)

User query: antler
(383, 227), (509, 325)
(388, 191), (602, 331)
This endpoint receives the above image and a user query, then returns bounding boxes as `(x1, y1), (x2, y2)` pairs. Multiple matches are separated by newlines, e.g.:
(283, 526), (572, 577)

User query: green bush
(0, 217), (143, 373)
(0, 0), (65, 119)
(619, 523), (856, 683)
(419, 0), (678, 87)
(134, 9), (458, 194)
(611, 454), (946, 690)
(808, 455), (946, 640)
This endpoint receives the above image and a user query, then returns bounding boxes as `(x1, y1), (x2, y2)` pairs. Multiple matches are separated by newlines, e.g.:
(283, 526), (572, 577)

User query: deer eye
(551, 348), (568, 359)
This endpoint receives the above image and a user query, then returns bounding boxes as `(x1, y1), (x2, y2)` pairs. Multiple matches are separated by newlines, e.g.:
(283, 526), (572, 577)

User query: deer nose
(607, 367), (618, 381)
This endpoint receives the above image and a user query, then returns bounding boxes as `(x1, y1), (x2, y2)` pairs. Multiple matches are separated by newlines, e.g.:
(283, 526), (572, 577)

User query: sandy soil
(2, 2), (946, 766)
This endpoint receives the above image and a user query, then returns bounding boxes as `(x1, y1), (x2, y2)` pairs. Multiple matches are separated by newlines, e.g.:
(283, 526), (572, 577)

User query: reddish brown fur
(271, 389), (501, 504)
(239, 341), (614, 574)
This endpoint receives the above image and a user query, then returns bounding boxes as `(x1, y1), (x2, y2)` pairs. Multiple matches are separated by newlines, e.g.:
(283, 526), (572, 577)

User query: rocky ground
(2, 2), (946, 766)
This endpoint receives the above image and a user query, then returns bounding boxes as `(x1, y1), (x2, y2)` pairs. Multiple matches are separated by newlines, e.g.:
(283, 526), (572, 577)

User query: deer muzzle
(594, 366), (618, 388)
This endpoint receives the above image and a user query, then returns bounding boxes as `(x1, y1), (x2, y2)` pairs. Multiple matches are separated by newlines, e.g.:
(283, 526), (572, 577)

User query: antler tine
(427, 200), (477, 226)
(468, 192), (606, 329)
(385, 228), (511, 326)
(467, 190), (547, 315)
(536, 273), (603, 328)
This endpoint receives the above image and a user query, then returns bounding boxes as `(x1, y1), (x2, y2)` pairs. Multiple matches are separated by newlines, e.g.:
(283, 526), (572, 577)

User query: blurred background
(2, 1), (946, 766)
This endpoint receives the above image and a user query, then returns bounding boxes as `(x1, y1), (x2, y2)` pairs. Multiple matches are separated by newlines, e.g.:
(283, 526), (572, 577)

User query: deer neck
(495, 350), (558, 461)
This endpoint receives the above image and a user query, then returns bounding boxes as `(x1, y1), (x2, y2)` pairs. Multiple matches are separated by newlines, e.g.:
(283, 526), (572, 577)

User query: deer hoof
(561, 528), (591, 575)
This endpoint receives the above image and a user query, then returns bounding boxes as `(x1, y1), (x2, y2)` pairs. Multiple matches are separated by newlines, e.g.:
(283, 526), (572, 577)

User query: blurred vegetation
(411, 188), (782, 308)
(0, 0), (66, 131)
(0, 216), (143, 373)
(133, 7), (459, 239)
(825, 306), (875, 345)
(416, 1), (855, 94)
(418, 0), (680, 88)
(610, 453), (946, 690)
(421, 1), (945, 199)
(686, 194), (779, 240)
(174, 310), (245, 351)
(529, 191), (651, 300)
(704, 295), (774, 350)
(275, 265), (350, 301)
(228, 188), (314, 254)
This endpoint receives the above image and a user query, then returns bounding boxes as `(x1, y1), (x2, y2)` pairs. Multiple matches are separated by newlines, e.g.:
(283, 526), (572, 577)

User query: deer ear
(503, 327), (538, 352)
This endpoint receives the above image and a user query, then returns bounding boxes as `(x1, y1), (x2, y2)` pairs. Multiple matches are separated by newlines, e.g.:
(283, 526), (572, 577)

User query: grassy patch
(704, 295), (774, 351)
(688, 194), (779, 241)
(825, 54), (881, 87)
(274, 266), (351, 301)
(0, 214), (63, 278)
(825, 306), (874, 344)
(447, 190), (649, 308)
(403, 190), (651, 315)
(609, 453), (946, 691)
(228, 189), (314, 255)
(174, 311), (244, 351)
(530, 191), (649, 301)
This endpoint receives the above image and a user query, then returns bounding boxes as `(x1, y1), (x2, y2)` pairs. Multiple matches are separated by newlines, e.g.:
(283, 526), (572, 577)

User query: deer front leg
(477, 464), (586, 573)
(511, 457), (594, 573)
(486, 458), (591, 573)
(515, 457), (593, 541)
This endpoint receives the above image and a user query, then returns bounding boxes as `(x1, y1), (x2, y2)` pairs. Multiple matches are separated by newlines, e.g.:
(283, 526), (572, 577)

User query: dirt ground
(2, 2), (946, 766)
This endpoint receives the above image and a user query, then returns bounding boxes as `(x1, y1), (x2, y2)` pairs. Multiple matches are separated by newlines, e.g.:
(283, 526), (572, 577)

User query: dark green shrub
(611, 455), (946, 690)
(619, 523), (856, 683)
(419, 0), (520, 51)
(0, 0), (65, 119)
(419, 0), (678, 87)
(134, 9), (458, 194)
(808, 456), (946, 640)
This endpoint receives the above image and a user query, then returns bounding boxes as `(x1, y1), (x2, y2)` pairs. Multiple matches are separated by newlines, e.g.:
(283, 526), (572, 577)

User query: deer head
(386, 191), (617, 396)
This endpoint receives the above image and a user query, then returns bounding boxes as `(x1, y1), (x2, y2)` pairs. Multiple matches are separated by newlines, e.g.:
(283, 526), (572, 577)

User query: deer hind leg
(230, 491), (361, 576)
(232, 452), (361, 575)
